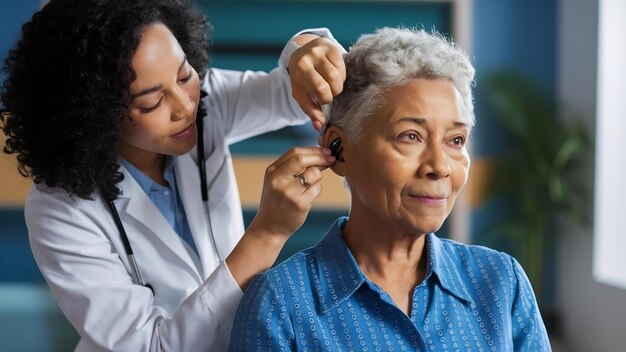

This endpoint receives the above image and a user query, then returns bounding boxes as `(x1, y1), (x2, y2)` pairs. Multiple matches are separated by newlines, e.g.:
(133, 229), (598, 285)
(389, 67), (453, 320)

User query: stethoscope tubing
(105, 198), (149, 290)
(106, 95), (217, 294)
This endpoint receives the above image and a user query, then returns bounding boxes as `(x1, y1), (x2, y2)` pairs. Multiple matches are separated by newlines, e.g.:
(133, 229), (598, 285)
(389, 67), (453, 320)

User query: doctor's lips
(171, 121), (195, 139)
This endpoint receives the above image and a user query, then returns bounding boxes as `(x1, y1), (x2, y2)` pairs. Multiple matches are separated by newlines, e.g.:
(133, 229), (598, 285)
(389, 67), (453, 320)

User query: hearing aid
(329, 137), (344, 161)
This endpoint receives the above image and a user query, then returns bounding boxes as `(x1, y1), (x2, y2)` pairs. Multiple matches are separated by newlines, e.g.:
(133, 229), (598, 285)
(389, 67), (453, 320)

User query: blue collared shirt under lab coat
(229, 217), (551, 352)
(119, 157), (199, 257)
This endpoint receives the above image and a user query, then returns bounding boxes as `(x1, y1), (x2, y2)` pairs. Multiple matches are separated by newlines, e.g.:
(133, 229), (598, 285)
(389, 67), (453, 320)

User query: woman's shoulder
(436, 235), (515, 266)
(25, 182), (111, 245)
(254, 248), (317, 287)
(28, 182), (91, 207)
(434, 236), (520, 295)
(242, 248), (320, 308)
(26, 182), (102, 211)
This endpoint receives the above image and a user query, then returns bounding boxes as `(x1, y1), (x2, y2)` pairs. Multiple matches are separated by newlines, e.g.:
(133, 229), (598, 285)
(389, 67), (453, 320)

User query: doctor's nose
(171, 89), (195, 121)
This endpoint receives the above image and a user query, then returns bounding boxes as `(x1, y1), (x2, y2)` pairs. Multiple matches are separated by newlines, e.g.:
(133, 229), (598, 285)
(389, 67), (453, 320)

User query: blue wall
(470, 0), (557, 238)
(0, 0), (45, 283)
(470, 0), (557, 237)
(0, 0), (41, 84)
(0, 209), (43, 282)
(471, 0), (557, 158)
(202, 0), (452, 154)
(470, 0), (558, 307)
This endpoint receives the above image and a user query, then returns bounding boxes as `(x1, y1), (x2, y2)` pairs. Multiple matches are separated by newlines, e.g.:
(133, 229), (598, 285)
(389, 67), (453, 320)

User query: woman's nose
(418, 144), (451, 179)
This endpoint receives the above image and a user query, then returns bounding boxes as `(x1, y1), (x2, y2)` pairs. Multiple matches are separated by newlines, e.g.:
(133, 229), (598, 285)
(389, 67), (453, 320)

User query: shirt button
(164, 191), (170, 196)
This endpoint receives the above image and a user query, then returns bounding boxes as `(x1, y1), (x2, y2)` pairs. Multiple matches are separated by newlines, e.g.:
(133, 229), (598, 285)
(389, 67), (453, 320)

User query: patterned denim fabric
(230, 217), (551, 352)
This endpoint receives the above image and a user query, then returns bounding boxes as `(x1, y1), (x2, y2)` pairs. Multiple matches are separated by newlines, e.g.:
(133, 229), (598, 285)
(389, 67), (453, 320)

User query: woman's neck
(118, 146), (168, 186)
(342, 205), (428, 315)
(343, 213), (427, 279)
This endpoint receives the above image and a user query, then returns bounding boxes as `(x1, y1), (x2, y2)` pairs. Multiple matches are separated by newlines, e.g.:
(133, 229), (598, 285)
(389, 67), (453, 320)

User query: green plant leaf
(480, 70), (591, 296)
(554, 129), (588, 170)
(548, 175), (565, 203)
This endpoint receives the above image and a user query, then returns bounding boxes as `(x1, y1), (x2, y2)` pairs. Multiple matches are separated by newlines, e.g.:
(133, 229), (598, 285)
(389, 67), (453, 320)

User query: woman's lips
(171, 121), (195, 140)
(410, 194), (447, 206)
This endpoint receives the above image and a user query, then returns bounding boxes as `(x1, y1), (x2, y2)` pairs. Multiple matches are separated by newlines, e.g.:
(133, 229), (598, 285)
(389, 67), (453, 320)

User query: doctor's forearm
(225, 229), (287, 290)
(225, 147), (334, 290)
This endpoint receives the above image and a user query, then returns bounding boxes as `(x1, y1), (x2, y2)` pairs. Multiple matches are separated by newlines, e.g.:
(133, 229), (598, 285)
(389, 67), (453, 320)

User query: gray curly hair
(326, 27), (475, 140)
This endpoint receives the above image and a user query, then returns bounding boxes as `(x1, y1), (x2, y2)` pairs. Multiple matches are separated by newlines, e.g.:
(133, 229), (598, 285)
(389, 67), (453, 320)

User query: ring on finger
(297, 173), (310, 188)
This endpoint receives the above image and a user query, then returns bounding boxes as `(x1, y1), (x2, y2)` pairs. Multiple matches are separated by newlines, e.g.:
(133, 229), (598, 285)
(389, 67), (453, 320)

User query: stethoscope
(106, 93), (220, 294)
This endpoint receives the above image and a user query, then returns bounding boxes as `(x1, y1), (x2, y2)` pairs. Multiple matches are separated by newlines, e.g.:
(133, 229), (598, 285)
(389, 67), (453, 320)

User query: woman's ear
(322, 126), (348, 177)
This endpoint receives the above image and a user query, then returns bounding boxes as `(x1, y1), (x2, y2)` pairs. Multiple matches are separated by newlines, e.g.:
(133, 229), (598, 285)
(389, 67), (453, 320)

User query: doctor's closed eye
(178, 62), (193, 83)
(139, 98), (163, 113)
(135, 60), (194, 114)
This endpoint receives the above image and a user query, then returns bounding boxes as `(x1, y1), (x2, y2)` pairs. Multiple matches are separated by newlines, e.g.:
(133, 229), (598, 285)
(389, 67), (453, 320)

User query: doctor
(0, 0), (344, 351)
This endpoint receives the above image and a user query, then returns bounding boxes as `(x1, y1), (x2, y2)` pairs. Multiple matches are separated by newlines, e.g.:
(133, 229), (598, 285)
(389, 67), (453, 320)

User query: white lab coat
(25, 28), (338, 351)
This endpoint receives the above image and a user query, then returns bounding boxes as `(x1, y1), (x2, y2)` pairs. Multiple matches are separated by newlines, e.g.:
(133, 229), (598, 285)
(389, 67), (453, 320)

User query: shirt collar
(313, 217), (366, 314)
(312, 218), (473, 314)
(425, 233), (474, 304)
(118, 156), (177, 194)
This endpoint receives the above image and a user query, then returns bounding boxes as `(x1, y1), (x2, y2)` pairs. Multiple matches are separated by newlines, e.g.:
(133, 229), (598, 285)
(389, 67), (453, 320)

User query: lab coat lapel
(116, 167), (202, 281)
(175, 153), (215, 278)
(175, 144), (241, 279)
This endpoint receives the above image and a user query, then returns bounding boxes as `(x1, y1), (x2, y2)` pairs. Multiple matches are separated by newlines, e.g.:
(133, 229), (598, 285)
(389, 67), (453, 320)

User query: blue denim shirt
(229, 217), (550, 351)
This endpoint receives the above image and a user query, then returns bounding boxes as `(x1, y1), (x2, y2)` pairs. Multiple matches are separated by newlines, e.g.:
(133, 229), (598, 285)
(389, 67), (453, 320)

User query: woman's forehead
(369, 79), (467, 128)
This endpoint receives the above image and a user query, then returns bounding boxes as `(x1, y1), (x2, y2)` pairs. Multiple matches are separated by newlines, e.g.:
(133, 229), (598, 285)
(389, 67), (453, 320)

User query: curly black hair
(1, 0), (211, 201)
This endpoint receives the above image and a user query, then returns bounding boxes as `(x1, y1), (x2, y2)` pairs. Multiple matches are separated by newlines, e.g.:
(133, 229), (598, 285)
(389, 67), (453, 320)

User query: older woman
(1, 0), (344, 350)
(229, 28), (550, 351)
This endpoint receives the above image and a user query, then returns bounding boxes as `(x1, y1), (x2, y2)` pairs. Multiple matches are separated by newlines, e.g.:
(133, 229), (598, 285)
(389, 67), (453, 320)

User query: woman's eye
(399, 132), (420, 142)
(450, 136), (466, 147)
(139, 97), (163, 113)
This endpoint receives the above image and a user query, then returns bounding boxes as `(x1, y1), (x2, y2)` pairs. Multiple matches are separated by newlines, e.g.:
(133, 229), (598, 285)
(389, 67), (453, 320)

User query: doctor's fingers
(294, 166), (328, 204)
(294, 166), (325, 190)
(291, 85), (325, 131)
(292, 55), (345, 106)
(314, 54), (346, 98)
(266, 152), (333, 199)
(267, 147), (333, 173)
(290, 39), (345, 98)
(272, 166), (327, 213)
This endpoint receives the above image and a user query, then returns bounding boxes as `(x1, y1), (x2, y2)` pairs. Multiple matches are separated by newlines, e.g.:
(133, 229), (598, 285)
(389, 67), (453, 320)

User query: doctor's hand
(288, 36), (346, 131)
(226, 147), (335, 290)
(249, 146), (335, 238)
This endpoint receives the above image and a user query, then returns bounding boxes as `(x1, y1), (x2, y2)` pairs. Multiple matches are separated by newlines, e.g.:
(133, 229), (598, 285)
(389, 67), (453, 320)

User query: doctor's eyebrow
(131, 56), (188, 99)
